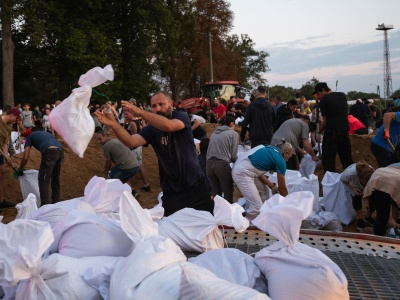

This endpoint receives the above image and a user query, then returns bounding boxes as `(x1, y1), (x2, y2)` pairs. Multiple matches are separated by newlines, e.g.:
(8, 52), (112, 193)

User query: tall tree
(0, 0), (19, 106)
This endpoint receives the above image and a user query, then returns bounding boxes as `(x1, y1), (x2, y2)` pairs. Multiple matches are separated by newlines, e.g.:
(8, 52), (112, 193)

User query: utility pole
(197, 31), (214, 82)
(208, 32), (213, 82)
(376, 23), (394, 100)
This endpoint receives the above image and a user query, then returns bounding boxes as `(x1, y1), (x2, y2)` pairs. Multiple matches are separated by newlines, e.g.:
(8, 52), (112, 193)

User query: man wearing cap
(19, 130), (64, 206)
(0, 108), (22, 207)
(271, 116), (319, 170)
(95, 91), (214, 217)
(315, 82), (353, 172)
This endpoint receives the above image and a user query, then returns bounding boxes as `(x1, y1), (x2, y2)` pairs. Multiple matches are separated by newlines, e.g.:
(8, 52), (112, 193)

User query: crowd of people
(1, 83), (400, 237)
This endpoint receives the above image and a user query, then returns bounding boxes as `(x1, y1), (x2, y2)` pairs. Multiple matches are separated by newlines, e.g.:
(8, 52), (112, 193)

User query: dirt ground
(0, 124), (378, 232)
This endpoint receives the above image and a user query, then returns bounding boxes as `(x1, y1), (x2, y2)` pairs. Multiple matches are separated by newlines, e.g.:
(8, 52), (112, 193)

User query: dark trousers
(370, 190), (399, 236)
(162, 175), (214, 217)
(39, 148), (64, 206)
(371, 142), (393, 168)
(240, 127), (249, 143)
(206, 159), (234, 203)
(251, 137), (272, 149)
(286, 153), (298, 171)
(322, 132), (353, 172)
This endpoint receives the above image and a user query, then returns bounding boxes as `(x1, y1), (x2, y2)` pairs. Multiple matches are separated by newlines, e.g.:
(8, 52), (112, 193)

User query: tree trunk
(2, 14), (15, 107)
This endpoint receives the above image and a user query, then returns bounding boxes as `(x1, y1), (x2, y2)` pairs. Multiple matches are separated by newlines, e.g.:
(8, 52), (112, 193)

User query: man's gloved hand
(383, 130), (390, 140)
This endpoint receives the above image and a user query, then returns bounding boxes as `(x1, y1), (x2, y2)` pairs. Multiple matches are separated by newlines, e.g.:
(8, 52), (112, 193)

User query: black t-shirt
(139, 110), (204, 192)
(319, 92), (349, 134)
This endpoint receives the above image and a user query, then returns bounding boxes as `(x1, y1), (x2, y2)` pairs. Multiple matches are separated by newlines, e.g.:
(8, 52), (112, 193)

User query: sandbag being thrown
(49, 65), (114, 157)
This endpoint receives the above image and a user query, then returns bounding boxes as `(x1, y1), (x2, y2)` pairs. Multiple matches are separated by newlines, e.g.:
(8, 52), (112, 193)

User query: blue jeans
(109, 166), (139, 183)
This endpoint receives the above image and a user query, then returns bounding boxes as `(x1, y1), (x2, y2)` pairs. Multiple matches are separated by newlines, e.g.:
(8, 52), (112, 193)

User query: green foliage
(391, 88), (400, 99)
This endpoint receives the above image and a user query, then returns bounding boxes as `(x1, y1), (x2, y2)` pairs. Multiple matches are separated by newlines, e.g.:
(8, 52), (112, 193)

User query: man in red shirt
(213, 98), (226, 123)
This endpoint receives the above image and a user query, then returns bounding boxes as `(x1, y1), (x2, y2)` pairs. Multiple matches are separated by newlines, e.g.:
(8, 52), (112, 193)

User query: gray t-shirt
(103, 138), (138, 169)
(22, 110), (33, 127)
(271, 118), (309, 149)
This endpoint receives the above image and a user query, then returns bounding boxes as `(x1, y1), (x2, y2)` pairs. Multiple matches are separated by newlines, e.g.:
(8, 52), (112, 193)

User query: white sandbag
(269, 171), (321, 212)
(47, 210), (133, 258)
(191, 114), (206, 124)
(29, 197), (94, 229)
(180, 262), (270, 300)
(16, 254), (120, 300)
(301, 211), (343, 232)
(18, 169), (41, 207)
(322, 171), (355, 225)
(158, 208), (223, 253)
(299, 154), (319, 179)
(49, 65), (114, 157)
(319, 211), (343, 232)
(188, 248), (267, 293)
(84, 176), (131, 213)
(109, 191), (187, 300)
(252, 192), (349, 300)
(213, 195), (249, 233)
(16, 193), (38, 219)
(0, 220), (53, 287)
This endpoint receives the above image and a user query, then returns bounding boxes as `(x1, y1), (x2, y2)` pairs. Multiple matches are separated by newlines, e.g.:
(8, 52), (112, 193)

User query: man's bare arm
(121, 101), (184, 132)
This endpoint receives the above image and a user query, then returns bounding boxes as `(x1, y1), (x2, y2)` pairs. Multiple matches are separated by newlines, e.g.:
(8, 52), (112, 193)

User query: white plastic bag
(48, 210), (133, 258)
(299, 154), (319, 178)
(269, 171), (321, 212)
(188, 248), (267, 293)
(0, 220), (53, 288)
(49, 65), (114, 157)
(84, 176), (131, 214)
(158, 208), (223, 253)
(213, 195), (249, 233)
(16, 193), (38, 219)
(180, 262), (270, 300)
(29, 197), (94, 229)
(109, 191), (187, 300)
(252, 192), (349, 300)
(322, 171), (355, 225)
(18, 169), (41, 207)
(17, 254), (119, 300)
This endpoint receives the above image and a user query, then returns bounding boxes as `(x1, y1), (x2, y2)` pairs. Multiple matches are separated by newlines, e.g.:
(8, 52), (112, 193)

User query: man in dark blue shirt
(95, 91), (214, 216)
(19, 131), (64, 206)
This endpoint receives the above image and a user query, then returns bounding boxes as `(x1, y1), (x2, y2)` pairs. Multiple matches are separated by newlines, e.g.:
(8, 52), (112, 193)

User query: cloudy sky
(229, 0), (400, 95)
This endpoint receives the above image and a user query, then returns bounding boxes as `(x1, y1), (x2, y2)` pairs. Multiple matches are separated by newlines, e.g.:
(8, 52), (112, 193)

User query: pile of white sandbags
(1, 176), (351, 299)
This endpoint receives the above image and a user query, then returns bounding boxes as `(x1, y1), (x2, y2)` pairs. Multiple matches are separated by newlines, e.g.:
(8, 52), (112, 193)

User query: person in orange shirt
(348, 115), (367, 135)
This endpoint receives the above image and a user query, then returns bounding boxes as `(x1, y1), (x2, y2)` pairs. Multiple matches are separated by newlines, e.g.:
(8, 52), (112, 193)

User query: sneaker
(356, 219), (367, 231)
(365, 216), (375, 226)
(0, 200), (15, 208)
(139, 185), (151, 192)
